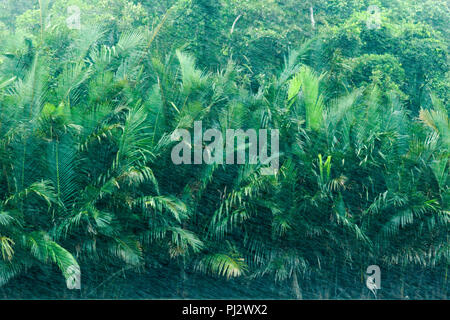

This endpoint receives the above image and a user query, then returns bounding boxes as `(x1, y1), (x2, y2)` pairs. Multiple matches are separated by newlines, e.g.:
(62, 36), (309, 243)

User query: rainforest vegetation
(0, 0), (448, 299)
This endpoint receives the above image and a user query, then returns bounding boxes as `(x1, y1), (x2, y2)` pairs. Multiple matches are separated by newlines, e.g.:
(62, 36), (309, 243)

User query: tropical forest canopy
(0, 0), (448, 299)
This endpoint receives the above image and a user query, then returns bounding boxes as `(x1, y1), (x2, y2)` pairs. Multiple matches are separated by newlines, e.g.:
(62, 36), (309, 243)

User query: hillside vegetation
(0, 0), (448, 299)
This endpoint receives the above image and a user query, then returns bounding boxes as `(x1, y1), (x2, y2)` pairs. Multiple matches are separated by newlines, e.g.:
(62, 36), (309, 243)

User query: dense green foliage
(0, 0), (448, 299)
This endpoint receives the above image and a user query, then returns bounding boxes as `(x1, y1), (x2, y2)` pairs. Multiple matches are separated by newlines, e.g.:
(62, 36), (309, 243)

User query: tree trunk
(309, 6), (315, 30)
(292, 271), (303, 299)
